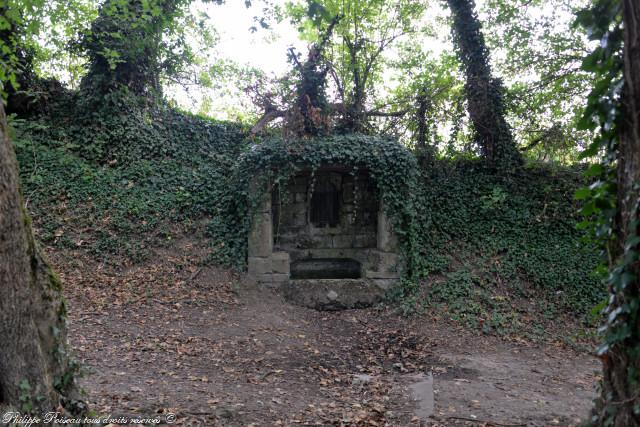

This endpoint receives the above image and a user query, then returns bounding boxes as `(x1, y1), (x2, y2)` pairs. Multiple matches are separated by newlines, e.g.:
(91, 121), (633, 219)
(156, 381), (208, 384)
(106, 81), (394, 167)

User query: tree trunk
(594, 1), (640, 426)
(341, 37), (368, 133)
(415, 87), (434, 168)
(415, 87), (429, 151)
(0, 103), (78, 413)
(446, 0), (522, 170)
(80, 0), (181, 98)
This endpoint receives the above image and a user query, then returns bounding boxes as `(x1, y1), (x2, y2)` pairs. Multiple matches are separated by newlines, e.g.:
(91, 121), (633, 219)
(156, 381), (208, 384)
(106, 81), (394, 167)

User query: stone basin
(290, 258), (361, 280)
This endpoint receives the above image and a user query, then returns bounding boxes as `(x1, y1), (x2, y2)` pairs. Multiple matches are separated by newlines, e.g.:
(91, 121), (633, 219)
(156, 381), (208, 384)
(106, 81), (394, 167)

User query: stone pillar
(366, 201), (401, 290)
(269, 251), (290, 286)
(248, 212), (272, 257)
(248, 182), (272, 257)
(377, 201), (398, 252)
(247, 180), (290, 287)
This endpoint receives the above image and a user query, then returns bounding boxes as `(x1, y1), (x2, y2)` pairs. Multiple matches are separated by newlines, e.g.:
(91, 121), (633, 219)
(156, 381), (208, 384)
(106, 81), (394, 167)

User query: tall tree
(595, 0), (640, 424)
(482, 0), (592, 162)
(577, 0), (640, 425)
(0, 0), (95, 115)
(287, 0), (424, 133)
(78, 0), (222, 98)
(379, 48), (464, 152)
(0, 3), (80, 413)
(0, 100), (78, 412)
(78, 0), (186, 97)
(447, 0), (521, 169)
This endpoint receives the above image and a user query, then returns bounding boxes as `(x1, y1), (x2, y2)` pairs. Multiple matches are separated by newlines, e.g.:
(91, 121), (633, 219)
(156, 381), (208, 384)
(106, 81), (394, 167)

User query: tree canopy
(1, 0), (603, 166)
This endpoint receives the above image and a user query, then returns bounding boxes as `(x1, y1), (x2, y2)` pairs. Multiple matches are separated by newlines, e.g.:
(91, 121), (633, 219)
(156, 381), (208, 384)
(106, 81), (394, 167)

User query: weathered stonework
(283, 279), (386, 310)
(247, 166), (402, 308)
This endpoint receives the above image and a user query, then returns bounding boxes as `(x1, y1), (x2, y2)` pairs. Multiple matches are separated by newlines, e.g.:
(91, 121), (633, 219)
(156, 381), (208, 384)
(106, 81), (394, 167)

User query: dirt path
(52, 245), (599, 426)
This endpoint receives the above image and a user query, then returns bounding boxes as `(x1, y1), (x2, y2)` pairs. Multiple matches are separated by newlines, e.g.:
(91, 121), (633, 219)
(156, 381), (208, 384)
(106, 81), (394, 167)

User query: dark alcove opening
(290, 258), (362, 280)
(310, 179), (340, 227)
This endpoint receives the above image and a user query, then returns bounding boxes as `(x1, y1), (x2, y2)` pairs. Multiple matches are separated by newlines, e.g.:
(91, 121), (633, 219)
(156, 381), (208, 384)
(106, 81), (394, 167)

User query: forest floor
(49, 238), (600, 427)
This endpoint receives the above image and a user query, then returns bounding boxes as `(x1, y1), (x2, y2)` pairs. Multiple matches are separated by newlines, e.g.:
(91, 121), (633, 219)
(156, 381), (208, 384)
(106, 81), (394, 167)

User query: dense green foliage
(447, 0), (521, 169)
(287, 0), (424, 132)
(574, 0), (622, 272)
(0, 0), (96, 98)
(13, 92), (248, 263)
(4, 0), (600, 164)
(77, 0), (183, 96)
(76, 0), (222, 97)
(414, 162), (601, 333)
(276, 0), (594, 163)
(481, 0), (592, 162)
(574, 0), (640, 423)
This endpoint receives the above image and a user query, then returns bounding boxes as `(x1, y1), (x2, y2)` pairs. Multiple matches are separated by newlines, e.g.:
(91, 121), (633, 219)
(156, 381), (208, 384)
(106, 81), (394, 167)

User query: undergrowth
(12, 90), (604, 335)
(12, 90), (248, 264)
(406, 161), (603, 336)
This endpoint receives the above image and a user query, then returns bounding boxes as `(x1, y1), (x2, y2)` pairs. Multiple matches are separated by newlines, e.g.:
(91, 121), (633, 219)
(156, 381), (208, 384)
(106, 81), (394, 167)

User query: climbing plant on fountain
(207, 134), (423, 283)
(575, 0), (640, 425)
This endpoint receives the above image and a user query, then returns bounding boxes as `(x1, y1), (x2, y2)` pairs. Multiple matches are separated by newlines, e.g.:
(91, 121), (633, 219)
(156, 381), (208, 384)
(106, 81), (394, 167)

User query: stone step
(283, 278), (385, 311)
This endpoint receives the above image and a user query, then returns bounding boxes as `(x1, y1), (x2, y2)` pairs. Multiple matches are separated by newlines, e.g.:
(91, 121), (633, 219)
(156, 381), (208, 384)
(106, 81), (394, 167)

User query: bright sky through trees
(163, 0), (577, 123)
(165, 0), (306, 119)
(165, 0), (451, 120)
(23, 0), (587, 161)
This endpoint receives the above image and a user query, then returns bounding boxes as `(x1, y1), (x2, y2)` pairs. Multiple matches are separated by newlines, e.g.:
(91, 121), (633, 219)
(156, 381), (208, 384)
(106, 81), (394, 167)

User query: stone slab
(271, 251), (290, 274)
(365, 270), (400, 279)
(257, 273), (289, 289)
(283, 279), (386, 310)
(248, 257), (271, 276)
(409, 373), (434, 421)
(370, 278), (399, 291)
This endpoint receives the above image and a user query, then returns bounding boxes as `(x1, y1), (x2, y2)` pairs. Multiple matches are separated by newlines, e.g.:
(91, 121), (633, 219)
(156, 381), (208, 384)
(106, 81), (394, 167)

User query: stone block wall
(272, 170), (378, 270)
(247, 167), (402, 297)
(247, 185), (290, 287)
(365, 201), (401, 290)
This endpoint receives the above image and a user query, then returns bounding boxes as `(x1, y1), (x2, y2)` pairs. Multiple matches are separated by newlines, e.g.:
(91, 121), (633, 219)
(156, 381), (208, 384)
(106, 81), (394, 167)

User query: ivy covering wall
(13, 93), (603, 334)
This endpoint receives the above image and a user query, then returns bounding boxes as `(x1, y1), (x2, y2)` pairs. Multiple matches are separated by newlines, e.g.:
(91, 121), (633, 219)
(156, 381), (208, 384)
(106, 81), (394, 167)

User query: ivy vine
(574, 0), (640, 423)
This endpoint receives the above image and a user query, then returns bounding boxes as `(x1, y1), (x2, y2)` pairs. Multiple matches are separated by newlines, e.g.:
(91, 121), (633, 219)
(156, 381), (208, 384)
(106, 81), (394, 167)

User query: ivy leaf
(585, 164), (604, 177)
(574, 187), (591, 200)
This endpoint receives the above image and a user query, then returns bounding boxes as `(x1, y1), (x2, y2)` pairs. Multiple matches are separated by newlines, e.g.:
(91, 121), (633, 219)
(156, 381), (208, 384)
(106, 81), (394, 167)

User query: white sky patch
(208, 1), (302, 75)
(166, 0), (307, 119)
